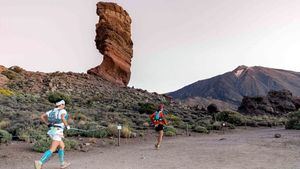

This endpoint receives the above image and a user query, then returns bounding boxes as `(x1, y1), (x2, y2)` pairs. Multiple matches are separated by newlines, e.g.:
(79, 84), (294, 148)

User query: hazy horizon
(1, 0), (300, 93)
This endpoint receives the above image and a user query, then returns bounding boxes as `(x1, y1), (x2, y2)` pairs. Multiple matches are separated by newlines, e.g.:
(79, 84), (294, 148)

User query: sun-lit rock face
(87, 2), (133, 86)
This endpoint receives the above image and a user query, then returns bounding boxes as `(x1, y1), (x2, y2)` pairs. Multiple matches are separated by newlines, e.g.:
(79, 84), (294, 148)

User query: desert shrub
(64, 139), (78, 150)
(47, 91), (71, 104)
(67, 128), (109, 138)
(107, 124), (118, 136)
(166, 114), (185, 129)
(17, 127), (47, 143)
(193, 126), (209, 133)
(216, 111), (245, 126)
(1, 70), (19, 80)
(286, 110), (300, 129)
(0, 119), (10, 129)
(14, 93), (39, 103)
(0, 129), (12, 143)
(0, 88), (15, 96)
(33, 138), (78, 152)
(106, 124), (132, 138)
(164, 126), (176, 137)
(207, 103), (219, 113)
(138, 103), (156, 114)
(90, 129), (109, 138)
(121, 125), (132, 138)
(195, 118), (213, 130)
(73, 112), (90, 122)
(226, 123), (236, 129)
(66, 119), (108, 138)
(6, 122), (26, 136)
(244, 115), (287, 127)
(212, 121), (222, 130)
(32, 138), (51, 152)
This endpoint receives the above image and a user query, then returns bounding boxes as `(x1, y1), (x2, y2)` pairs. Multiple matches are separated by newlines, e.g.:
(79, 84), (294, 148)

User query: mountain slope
(169, 65), (300, 106)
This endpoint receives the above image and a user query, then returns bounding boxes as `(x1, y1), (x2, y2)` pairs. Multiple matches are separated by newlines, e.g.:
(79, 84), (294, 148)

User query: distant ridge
(168, 65), (300, 107)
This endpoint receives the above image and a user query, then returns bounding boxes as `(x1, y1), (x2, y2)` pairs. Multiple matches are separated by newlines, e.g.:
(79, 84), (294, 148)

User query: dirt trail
(1, 127), (300, 169)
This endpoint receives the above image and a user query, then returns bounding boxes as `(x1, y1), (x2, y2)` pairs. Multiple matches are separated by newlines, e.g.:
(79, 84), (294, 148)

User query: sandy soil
(1, 127), (300, 169)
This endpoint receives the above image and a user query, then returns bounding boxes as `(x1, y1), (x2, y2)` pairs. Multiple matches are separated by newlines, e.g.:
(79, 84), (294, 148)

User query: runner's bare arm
(40, 113), (49, 125)
(61, 114), (69, 127)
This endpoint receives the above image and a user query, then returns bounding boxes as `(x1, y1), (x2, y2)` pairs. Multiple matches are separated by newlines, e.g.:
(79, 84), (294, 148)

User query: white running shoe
(34, 161), (42, 169)
(60, 161), (71, 169)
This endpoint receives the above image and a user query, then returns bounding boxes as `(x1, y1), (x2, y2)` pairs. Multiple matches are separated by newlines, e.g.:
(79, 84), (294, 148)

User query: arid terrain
(1, 127), (299, 169)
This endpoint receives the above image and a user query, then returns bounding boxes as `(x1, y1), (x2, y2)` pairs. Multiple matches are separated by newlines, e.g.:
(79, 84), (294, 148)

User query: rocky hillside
(169, 65), (300, 108)
(0, 66), (209, 135)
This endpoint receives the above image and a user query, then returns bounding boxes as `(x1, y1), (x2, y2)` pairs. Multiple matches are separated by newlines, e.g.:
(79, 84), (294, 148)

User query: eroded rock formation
(88, 2), (133, 86)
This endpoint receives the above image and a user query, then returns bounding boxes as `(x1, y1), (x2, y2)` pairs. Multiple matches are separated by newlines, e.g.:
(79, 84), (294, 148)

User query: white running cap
(56, 100), (65, 106)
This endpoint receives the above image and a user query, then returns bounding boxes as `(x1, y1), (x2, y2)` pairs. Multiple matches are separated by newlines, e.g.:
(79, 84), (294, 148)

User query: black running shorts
(155, 124), (164, 132)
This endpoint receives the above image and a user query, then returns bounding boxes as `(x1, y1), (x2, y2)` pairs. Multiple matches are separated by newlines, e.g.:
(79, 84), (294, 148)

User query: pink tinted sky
(0, 0), (300, 93)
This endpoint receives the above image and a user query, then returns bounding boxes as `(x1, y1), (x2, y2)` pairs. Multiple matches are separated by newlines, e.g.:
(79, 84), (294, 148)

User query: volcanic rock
(0, 65), (7, 73)
(88, 2), (133, 86)
(238, 90), (298, 116)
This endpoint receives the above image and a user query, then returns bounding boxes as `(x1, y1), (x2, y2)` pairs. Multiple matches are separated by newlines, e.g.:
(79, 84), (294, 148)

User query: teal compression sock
(40, 150), (52, 164)
(58, 149), (64, 165)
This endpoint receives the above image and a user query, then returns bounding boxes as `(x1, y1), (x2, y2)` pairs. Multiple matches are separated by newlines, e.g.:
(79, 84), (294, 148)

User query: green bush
(90, 129), (109, 138)
(216, 111), (245, 126)
(0, 129), (12, 143)
(167, 114), (185, 129)
(17, 127), (47, 143)
(138, 103), (156, 114)
(193, 126), (209, 133)
(245, 115), (287, 127)
(47, 92), (71, 104)
(226, 123), (236, 129)
(164, 126), (176, 137)
(195, 118), (213, 130)
(69, 128), (109, 138)
(286, 110), (300, 129)
(32, 138), (52, 152)
(32, 138), (78, 152)
(15, 93), (39, 103)
(212, 121), (222, 130)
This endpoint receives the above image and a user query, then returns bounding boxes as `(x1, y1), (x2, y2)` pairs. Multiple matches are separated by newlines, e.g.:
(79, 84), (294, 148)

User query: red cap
(159, 104), (164, 109)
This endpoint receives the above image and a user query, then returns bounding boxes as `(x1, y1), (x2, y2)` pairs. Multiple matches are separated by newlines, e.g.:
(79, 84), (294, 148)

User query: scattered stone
(84, 143), (91, 146)
(274, 134), (281, 138)
(0, 155), (8, 158)
(88, 138), (97, 144)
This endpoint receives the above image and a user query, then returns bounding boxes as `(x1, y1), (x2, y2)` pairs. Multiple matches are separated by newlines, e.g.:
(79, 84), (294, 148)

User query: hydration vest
(154, 111), (162, 121)
(48, 109), (68, 125)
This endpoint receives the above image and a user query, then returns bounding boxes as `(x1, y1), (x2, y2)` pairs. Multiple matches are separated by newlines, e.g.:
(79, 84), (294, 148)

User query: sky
(0, 0), (300, 93)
